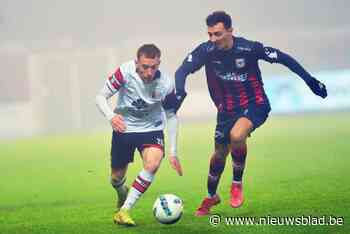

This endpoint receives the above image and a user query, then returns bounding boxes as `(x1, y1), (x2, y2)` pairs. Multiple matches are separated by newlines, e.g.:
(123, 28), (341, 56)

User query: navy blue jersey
(175, 37), (317, 112)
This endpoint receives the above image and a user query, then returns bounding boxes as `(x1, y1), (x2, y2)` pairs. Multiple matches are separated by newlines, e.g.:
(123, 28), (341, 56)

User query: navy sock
(207, 155), (226, 197)
(231, 143), (247, 182)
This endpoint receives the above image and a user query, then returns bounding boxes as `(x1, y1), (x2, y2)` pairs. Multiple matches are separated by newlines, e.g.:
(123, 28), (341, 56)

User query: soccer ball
(153, 194), (183, 224)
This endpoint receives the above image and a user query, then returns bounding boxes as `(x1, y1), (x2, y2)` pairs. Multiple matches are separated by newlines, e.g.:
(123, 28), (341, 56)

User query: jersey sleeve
(161, 76), (177, 112)
(254, 41), (314, 83)
(254, 41), (282, 64)
(180, 43), (209, 74)
(165, 110), (178, 156)
(106, 66), (127, 93)
(175, 43), (209, 93)
(95, 65), (127, 121)
(162, 77), (179, 155)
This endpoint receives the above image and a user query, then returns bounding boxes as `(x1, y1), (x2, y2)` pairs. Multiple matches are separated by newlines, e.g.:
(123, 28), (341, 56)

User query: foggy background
(0, 0), (349, 138)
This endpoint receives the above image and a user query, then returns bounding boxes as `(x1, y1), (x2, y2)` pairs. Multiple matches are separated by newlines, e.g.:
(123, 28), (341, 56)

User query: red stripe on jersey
(235, 82), (249, 108)
(248, 75), (264, 105)
(132, 181), (146, 193)
(114, 68), (125, 84)
(206, 68), (225, 112)
(225, 94), (234, 111)
(108, 75), (120, 90)
(223, 85), (234, 112)
(108, 68), (125, 90)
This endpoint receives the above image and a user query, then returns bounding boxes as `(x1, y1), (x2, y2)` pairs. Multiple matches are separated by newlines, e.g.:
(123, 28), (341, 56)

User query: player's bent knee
(230, 131), (247, 145)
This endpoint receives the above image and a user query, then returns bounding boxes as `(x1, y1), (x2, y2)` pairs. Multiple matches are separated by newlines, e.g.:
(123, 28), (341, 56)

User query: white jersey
(99, 60), (175, 133)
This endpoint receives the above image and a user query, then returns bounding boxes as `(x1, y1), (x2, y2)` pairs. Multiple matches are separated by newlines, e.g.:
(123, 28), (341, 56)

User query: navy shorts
(215, 105), (271, 145)
(111, 130), (164, 169)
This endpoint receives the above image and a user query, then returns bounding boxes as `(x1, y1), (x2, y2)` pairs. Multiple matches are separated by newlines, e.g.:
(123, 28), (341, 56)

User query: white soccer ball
(153, 194), (183, 224)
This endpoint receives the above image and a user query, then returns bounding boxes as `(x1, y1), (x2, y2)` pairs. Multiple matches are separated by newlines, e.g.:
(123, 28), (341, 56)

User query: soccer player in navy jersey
(174, 11), (327, 216)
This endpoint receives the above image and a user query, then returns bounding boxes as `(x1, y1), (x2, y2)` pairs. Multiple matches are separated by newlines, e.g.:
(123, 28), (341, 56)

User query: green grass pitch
(1, 113), (349, 234)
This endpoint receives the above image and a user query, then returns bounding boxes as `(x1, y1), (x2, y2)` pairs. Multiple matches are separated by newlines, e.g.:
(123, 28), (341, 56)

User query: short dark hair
(206, 11), (232, 29)
(137, 44), (161, 59)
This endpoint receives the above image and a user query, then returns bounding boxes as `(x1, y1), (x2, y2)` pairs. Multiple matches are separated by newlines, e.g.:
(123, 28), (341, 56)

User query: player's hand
(169, 155), (183, 176)
(306, 77), (327, 98)
(110, 114), (126, 132)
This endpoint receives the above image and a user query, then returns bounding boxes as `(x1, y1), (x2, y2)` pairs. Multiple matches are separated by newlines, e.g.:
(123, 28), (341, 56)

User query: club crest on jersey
(235, 58), (245, 68)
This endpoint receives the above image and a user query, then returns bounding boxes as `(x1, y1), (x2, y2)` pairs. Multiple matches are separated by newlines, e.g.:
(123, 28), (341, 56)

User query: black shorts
(111, 130), (164, 169)
(215, 105), (271, 145)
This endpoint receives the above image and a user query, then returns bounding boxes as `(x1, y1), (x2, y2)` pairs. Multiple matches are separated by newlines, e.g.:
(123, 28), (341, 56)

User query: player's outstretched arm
(174, 67), (189, 112)
(277, 50), (327, 98)
(304, 76), (328, 98)
(258, 45), (328, 98)
(174, 43), (208, 111)
(165, 110), (183, 176)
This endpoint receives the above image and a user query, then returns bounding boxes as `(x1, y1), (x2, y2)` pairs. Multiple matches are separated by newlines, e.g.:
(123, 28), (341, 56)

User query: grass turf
(0, 113), (349, 234)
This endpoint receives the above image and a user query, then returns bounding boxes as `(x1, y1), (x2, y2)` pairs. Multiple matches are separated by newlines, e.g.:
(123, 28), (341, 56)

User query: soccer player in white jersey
(96, 44), (183, 226)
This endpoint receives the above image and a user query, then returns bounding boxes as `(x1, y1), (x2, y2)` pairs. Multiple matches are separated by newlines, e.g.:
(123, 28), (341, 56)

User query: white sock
(121, 169), (154, 210)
